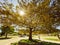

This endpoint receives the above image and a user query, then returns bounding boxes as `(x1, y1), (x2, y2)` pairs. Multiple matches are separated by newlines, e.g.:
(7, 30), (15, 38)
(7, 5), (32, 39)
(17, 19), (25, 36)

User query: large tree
(0, 0), (60, 40)
(17, 0), (51, 40)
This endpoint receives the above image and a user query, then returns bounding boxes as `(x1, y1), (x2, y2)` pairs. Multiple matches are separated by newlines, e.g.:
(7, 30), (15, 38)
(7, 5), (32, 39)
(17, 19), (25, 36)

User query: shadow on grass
(41, 41), (60, 45)
(11, 41), (60, 45)
(0, 37), (11, 40)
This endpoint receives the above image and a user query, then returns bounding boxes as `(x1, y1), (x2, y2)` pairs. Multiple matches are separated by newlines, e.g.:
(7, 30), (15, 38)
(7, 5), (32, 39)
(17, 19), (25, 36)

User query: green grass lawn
(44, 36), (60, 41)
(45, 38), (60, 41)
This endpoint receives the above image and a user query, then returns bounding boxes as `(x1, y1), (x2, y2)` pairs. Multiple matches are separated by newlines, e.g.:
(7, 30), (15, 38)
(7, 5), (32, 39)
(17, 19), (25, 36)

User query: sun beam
(18, 10), (25, 16)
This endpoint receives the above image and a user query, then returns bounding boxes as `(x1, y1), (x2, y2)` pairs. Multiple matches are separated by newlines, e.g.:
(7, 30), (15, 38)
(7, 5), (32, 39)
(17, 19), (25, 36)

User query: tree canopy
(0, 0), (60, 40)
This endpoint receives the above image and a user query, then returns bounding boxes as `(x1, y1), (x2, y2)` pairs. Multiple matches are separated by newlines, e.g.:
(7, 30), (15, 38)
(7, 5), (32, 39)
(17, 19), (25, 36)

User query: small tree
(1, 26), (14, 38)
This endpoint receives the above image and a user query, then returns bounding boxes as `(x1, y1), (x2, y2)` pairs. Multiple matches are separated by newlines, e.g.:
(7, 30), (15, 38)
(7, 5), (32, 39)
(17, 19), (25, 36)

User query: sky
(0, 0), (55, 6)
(9, 0), (18, 6)
(49, 0), (55, 7)
(0, 0), (18, 7)
(56, 26), (60, 30)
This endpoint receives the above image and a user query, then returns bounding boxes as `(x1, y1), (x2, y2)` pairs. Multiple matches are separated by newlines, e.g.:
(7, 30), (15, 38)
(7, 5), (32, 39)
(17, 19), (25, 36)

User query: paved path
(0, 36), (28, 45)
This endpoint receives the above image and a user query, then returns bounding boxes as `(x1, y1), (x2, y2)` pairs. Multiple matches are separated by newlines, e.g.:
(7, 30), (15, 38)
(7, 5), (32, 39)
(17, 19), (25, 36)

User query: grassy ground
(11, 35), (60, 45)
(45, 38), (60, 41)
(41, 42), (60, 45)
(11, 40), (60, 45)
(0, 36), (17, 40)
(0, 35), (60, 45)
(43, 36), (60, 41)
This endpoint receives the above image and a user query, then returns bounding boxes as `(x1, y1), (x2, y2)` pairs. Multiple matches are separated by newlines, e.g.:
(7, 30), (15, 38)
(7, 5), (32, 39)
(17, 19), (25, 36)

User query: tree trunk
(29, 28), (33, 41)
(5, 33), (8, 38)
(38, 34), (40, 40)
(57, 34), (60, 39)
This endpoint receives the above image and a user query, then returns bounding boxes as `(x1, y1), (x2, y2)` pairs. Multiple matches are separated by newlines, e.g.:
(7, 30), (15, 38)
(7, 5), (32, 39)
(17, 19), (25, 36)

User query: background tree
(1, 26), (14, 38)
(49, 0), (60, 39)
